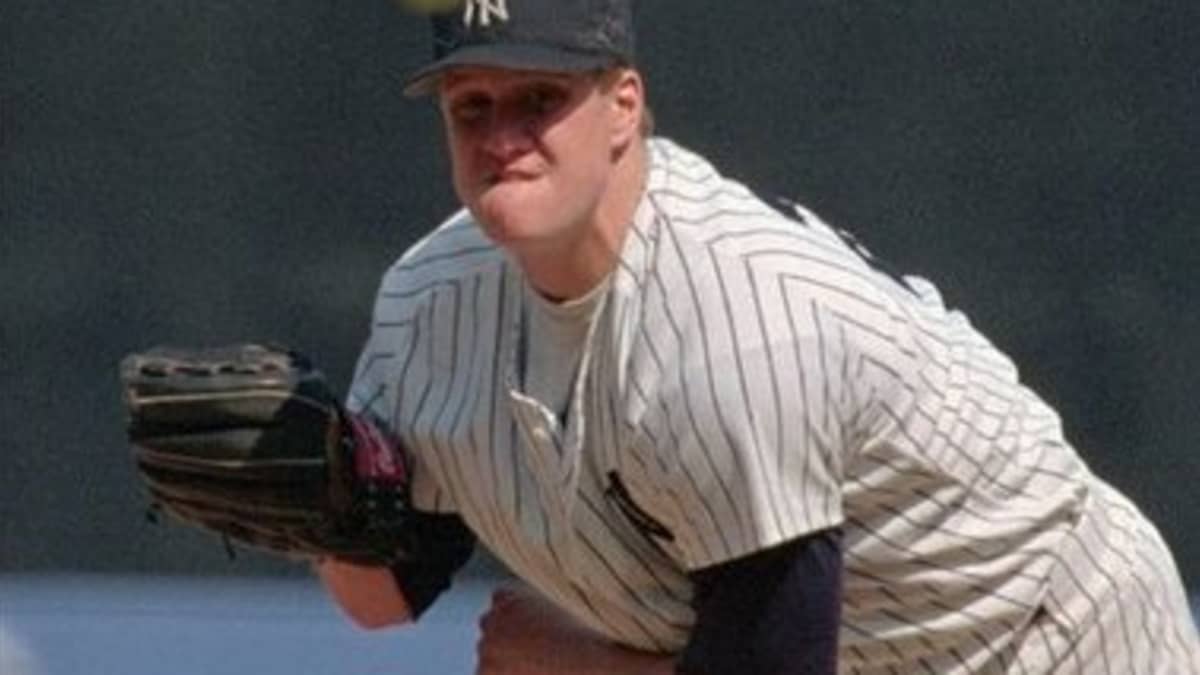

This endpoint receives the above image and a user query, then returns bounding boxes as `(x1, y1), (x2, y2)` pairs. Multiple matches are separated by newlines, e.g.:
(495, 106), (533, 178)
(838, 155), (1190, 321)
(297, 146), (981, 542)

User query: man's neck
(519, 139), (649, 302)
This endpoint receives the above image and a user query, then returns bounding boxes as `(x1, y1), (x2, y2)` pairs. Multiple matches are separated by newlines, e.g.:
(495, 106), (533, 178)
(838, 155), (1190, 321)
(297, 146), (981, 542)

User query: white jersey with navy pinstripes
(347, 137), (1200, 672)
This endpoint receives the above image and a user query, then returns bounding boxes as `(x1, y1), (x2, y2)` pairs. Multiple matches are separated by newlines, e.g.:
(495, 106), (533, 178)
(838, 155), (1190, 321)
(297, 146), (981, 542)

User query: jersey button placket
(508, 389), (583, 558)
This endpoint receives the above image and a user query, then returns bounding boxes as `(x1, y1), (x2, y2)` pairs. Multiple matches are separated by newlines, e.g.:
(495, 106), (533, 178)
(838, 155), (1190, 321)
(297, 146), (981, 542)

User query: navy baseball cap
(403, 0), (636, 97)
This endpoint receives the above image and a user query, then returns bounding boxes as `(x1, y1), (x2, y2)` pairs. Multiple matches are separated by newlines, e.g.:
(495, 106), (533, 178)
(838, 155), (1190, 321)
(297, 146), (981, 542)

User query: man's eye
(523, 86), (567, 116)
(450, 98), (490, 125)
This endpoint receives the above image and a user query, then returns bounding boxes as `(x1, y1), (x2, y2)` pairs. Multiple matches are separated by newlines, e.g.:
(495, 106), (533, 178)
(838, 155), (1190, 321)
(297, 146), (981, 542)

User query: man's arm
(472, 529), (841, 675)
(475, 584), (677, 675)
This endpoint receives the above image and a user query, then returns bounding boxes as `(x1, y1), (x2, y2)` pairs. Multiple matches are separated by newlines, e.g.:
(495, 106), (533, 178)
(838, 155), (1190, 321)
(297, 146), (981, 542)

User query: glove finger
(152, 497), (378, 560)
(120, 344), (335, 435)
(120, 345), (295, 395)
(127, 389), (296, 434)
(150, 490), (395, 563)
(126, 391), (335, 439)
(132, 435), (330, 474)
(128, 422), (337, 465)
(149, 491), (334, 555)
(157, 506), (319, 558)
(139, 466), (329, 515)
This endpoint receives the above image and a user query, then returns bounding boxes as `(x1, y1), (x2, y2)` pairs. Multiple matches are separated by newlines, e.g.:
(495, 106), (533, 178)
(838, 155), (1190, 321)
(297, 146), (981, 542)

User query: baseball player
(314, 0), (1200, 672)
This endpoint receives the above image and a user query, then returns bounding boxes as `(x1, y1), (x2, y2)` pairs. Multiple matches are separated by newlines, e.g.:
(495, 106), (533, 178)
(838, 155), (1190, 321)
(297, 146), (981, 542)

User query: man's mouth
(488, 167), (538, 185)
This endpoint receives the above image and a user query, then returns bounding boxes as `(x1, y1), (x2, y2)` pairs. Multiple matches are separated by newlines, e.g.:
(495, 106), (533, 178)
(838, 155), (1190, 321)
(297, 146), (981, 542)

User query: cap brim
(403, 44), (618, 97)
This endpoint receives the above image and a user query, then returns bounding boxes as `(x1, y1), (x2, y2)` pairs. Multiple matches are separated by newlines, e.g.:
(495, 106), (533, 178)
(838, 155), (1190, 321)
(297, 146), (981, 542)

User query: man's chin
(472, 207), (535, 246)
(473, 192), (544, 238)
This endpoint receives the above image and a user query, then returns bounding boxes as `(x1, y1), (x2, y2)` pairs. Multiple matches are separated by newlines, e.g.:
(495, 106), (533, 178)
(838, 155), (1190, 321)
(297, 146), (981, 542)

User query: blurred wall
(3, 0), (1197, 583)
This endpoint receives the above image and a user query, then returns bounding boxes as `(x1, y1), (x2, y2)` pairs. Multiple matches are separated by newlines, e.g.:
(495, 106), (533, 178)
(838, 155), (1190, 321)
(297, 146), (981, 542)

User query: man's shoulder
(643, 137), (824, 246)
(376, 209), (506, 300)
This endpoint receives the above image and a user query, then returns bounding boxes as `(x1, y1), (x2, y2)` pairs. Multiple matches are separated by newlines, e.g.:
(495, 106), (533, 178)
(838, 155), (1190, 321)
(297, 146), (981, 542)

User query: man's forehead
(438, 67), (585, 95)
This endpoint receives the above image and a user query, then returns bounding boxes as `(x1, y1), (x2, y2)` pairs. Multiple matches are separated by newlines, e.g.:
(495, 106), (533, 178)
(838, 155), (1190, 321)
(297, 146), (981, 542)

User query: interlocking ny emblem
(463, 0), (509, 27)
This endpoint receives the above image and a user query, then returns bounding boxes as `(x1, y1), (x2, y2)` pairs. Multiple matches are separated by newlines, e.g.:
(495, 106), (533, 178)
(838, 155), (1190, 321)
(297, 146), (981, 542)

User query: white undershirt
(521, 278), (610, 422)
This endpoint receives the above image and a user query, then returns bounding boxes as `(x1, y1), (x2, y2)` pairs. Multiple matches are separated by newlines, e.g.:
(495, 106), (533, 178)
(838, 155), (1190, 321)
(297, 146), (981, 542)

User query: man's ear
(608, 68), (645, 149)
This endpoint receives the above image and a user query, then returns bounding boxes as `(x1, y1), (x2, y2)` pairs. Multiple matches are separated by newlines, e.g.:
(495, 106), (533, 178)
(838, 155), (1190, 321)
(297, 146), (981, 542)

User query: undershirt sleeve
(676, 528), (843, 675)
(387, 512), (477, 619)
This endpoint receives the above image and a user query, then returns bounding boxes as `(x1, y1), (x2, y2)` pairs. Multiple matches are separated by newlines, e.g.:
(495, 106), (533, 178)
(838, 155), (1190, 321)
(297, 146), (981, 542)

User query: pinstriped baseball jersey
(348, 137), (1200, 671)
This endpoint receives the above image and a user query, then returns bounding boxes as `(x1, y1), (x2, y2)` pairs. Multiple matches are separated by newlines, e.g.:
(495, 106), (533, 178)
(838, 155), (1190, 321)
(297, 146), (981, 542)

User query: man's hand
(315, 558), (413, 629)
(475, 584), (675, 675)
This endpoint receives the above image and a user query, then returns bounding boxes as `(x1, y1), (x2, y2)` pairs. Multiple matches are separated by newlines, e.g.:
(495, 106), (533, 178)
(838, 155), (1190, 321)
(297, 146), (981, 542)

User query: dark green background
(3, 1), (1197, 584)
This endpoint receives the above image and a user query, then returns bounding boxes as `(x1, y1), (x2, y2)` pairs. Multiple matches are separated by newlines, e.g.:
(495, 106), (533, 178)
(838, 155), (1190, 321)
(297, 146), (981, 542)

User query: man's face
(437, 67), (621, 251)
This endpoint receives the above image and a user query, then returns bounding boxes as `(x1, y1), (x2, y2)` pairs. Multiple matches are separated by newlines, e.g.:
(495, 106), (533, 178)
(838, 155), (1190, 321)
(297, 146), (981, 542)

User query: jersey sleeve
(346, 274), (459, 515)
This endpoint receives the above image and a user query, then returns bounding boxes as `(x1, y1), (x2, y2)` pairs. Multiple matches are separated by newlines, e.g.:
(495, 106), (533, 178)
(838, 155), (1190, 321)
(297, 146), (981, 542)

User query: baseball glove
(120, 343), (410, 564)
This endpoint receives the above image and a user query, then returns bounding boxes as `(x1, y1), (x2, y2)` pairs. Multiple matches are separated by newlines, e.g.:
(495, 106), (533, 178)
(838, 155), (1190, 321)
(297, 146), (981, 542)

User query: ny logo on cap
(463, 0), (509, 27)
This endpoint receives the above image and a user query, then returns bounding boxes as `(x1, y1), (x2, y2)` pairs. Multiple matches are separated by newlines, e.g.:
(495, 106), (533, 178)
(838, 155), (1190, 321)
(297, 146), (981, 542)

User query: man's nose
(480, 112), (534, 161)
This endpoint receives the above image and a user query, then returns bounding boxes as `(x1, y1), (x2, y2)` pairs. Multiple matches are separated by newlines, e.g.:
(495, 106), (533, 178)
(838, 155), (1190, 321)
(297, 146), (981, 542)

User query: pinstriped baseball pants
(1000, 479), (1200, 674)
